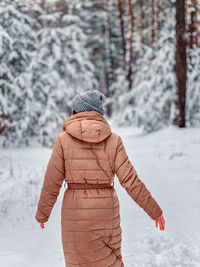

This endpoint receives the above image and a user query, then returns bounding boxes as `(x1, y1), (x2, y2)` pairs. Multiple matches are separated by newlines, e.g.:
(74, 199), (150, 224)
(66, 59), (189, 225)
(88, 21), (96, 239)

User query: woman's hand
(40, 222), (45, 229)
(155, 214), (165, 230)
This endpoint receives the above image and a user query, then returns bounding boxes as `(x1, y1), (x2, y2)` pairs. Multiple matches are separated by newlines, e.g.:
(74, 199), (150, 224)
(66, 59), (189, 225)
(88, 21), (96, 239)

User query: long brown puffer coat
(35, 110), (163, 267)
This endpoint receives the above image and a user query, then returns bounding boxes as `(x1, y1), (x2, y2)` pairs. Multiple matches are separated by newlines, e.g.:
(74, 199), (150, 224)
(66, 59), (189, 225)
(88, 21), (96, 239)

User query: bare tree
(151, 0), (155, 49)
(116, 0), (126, 70)
(103, 0), (115, 117)
(198, 2), (200, 43)
(126, 0), (134, 90)
(155, 0), (160, 43)
(174, 0), (187, 127)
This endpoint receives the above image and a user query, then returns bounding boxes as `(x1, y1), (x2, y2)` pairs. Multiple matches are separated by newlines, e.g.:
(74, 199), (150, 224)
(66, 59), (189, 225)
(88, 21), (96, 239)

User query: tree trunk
(198, 3), (200, 43)
(174, 0), (187, 127)
(126, 0), (134, 91)
(103, 0), (114, 117)
(155, 0), (160, 44)
(151, 0), (155, 49)
(0, 115), (12, 134)
(116, 0), (126, 70)
(139, 0), (144, 44)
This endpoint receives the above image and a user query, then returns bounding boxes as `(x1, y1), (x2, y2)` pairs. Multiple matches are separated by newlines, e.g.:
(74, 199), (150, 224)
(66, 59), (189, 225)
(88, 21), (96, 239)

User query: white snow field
(0, 125), (200, 267)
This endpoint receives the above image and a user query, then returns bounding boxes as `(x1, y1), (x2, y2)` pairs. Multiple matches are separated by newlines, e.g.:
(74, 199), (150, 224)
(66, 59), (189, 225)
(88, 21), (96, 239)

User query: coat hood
(62, 111), (112, 143)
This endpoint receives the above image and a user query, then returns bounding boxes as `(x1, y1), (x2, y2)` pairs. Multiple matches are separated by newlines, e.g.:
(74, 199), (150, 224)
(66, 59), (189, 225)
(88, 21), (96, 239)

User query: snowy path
(0, 126), (200, 267)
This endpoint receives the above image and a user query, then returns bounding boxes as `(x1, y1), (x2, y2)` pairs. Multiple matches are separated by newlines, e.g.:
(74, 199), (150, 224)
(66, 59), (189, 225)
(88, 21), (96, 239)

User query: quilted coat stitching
(74, 198), (79, 265)
(105, 138), (115, 177)
(80, 120), (83, 135)
(62, 214), (120, 222)
(90, 146), (111, 181)
(62, 204), (119, 210)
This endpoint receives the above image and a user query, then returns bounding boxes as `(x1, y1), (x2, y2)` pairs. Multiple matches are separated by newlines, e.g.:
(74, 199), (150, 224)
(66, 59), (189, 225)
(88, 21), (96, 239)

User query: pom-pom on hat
(71, 90), (106, 116)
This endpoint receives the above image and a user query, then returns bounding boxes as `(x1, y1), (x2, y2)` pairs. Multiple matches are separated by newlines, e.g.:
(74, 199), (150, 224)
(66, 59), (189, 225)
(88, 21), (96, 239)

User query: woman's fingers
(162, 217), (165, 230)
(40, 222), (44, 229)
(155, 215), (165, 230)
(160, 219), (163, 230)
(159, 217), (165, 230)
(161, 217), (165, 230)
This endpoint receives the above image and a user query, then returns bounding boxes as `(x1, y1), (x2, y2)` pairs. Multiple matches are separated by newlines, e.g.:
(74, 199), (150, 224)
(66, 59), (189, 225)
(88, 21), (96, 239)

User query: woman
(35, 89), (165, 267)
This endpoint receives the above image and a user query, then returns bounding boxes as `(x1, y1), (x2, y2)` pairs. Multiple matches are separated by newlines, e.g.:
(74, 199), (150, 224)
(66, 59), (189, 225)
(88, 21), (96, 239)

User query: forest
(0, 1), (200, 266)
(0, 0), (200, 147)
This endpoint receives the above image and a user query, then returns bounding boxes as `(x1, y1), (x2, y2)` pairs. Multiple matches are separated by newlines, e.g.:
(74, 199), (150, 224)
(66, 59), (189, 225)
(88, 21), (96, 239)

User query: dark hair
(72, 109), (77, 115)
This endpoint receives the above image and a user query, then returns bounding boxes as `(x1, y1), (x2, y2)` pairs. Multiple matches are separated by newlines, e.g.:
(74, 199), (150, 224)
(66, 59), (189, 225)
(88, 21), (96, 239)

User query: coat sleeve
(114, 136), (163, 220)
(35, 134), (65, 223)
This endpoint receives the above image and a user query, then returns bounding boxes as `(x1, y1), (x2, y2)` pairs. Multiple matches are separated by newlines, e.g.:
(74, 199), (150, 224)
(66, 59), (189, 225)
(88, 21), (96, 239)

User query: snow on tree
(68, 0), (107, 93)
(30, 12), (98, 146)
(0, 26), (14, 136)
(1, 0), (200, 148)
(111, 7), (176, 133)
(0, 1), (38, 146)
(0, 1), (97, 147)
(186, 47), (200, 126)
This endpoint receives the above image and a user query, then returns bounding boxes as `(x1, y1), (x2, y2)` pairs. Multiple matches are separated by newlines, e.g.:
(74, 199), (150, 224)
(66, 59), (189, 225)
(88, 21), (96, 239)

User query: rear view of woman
(35, 89), (165, 267)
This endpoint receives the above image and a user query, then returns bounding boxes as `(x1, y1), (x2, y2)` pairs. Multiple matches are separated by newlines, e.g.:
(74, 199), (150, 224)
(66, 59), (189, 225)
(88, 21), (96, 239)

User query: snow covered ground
(0, 125), (200, 267)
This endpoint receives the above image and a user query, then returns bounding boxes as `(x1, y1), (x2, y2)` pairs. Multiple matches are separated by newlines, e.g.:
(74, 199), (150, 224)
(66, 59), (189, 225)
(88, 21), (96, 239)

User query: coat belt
(67, 182), (114, 189)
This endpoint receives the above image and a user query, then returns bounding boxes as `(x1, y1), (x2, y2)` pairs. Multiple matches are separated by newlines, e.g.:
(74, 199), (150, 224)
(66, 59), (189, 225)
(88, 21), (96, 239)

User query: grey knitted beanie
(71, 90), (106, 116)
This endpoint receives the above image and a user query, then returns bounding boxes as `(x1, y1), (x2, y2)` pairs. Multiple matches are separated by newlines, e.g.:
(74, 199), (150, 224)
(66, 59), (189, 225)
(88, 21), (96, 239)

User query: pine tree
(116, 0), (126, 70)
(70, 0), (106, 91)
(0, 26), (14, 135)
(0, 0), (38, 146)
(186, 47), (200, 126)
(30, 11), (97, 146)
(111, 5), (176, 132)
